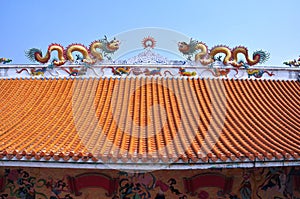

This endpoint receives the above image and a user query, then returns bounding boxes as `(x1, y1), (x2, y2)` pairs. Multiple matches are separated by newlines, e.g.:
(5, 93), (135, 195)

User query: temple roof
(0, 35), (300, 169)
(0, 77), (299, 169)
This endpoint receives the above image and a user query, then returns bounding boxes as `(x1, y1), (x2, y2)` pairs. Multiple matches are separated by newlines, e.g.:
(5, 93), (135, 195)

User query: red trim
(183, 173), (233, 196)
(67, 172), (118, 196)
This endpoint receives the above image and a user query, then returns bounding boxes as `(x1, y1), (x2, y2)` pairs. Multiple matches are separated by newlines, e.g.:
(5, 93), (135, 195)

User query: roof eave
(1, 158), (300, 171)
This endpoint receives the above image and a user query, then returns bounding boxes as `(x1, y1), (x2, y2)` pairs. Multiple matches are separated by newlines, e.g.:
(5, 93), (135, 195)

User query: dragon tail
(201, 69), (218, 77)
(60, 68), (71, 75)
(16, 68), (30, 74)
(253, 50), (270, 64)
(232, 68), (239, 78)
(264, 71), (275, 76)
(25, 48), (43, 63)
(164, 70), (175, 76)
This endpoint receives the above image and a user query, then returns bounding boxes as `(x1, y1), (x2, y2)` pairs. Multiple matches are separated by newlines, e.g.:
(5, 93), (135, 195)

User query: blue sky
(1, 0), (299, 65)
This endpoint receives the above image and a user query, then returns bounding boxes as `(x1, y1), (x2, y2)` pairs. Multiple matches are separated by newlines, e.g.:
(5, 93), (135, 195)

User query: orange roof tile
(0, 77), (299, 164)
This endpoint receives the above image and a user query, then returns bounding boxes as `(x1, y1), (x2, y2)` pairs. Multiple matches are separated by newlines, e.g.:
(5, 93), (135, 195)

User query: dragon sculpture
(16, 59), (58, 76)
(283, 56), (300, 67)
(246, 69), (274, 78)
(241, 63), (274, 78)
(102, 66), (131, 76)
(61, 55), (98, 76)
(130, 67), (144, 75)
(101, 67), (180, 77)
(0, 58), (12, 64)
(25, 36), (120, 66)
(162, 67), (197, 77)
(201, 68), (238, 78)
(178, 38), (270, 67)
(178, 67), (197, 76)
(144, 68), (163, 76)
(16, 67), (57, 76)
(60, 67), (86, 76)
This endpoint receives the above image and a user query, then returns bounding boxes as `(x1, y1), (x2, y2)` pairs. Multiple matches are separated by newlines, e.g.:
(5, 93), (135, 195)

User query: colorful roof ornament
(0, 58), (12, 64)
(283, 55), (300, 67)
(177, 38), (270, 67)
(0, 35), (298, 80)
(142, 36), (156, 49)
(25, 36), (120, 66)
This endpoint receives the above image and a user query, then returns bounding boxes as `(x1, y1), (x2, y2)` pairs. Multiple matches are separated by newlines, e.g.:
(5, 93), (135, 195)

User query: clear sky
(1, 0), (299, 66)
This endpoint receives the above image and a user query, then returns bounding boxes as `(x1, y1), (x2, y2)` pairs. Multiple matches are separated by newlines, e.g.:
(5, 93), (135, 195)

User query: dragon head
(100, 36), (120, 53)
(107, 38), (120, 52)
(283, 58), (300, 67)
(178, 38), (200, 55)
(0, 58), (12, 64)
(178, 42), (190, 54)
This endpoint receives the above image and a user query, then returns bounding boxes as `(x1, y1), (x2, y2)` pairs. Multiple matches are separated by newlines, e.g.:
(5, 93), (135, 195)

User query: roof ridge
(0, 76), (299, 82)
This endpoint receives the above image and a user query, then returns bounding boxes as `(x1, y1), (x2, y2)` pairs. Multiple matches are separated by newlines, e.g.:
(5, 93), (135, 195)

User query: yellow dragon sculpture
(178, 38), (269, 67)
(25, 36), (120, 66)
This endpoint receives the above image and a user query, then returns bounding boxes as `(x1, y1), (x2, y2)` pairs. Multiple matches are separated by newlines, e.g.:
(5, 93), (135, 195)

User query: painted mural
(0, 167), (299, 199)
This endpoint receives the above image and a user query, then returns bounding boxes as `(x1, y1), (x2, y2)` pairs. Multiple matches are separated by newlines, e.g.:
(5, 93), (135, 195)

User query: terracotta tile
(0, 78), (299, 163)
